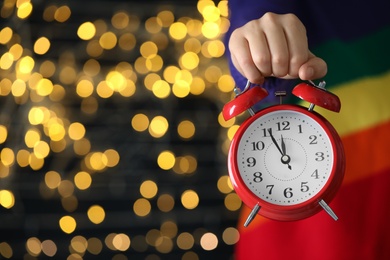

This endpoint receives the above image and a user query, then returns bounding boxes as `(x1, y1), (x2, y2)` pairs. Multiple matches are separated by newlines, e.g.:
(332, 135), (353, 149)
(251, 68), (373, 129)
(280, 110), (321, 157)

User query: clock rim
(228, 104), (345, 221)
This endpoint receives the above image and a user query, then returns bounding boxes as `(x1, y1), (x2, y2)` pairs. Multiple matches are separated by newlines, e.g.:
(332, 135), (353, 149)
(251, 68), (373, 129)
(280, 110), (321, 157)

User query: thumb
(298, 52), (327, 80)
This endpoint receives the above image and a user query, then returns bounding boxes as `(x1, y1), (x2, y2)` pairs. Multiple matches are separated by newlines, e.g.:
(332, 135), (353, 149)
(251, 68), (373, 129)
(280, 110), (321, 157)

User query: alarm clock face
(233, 106), (335, 206)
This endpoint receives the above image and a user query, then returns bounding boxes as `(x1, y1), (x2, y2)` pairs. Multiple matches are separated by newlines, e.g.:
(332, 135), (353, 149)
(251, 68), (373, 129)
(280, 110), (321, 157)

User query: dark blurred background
(0, 0), (242, 259)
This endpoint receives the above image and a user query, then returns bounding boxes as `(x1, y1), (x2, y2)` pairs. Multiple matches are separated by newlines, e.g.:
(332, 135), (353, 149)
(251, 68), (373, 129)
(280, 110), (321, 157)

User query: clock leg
(244, 203), (261, 227)
(319, 199), (338, 221)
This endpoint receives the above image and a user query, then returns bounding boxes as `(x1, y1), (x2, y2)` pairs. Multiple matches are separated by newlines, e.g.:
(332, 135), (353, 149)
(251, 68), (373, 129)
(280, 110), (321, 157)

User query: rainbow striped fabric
(226, 0), (390, 259)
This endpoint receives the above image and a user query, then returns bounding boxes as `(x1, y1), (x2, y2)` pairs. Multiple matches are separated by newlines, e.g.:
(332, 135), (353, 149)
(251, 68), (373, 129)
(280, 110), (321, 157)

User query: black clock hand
(268, 128), (284, 156)
(281, 135), (286, 155)
(280, 135), (292, 170)
(268, 129), (292, 170)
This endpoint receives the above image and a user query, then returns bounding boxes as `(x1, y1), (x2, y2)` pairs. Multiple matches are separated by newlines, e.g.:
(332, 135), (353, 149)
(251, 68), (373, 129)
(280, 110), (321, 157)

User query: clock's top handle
(292, 81), (341, 113)
(222, 82), (268, 121)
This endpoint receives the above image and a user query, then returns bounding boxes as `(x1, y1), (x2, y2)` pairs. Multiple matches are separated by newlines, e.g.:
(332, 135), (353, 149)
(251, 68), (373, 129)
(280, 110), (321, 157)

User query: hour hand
(280, 135), (292, 170)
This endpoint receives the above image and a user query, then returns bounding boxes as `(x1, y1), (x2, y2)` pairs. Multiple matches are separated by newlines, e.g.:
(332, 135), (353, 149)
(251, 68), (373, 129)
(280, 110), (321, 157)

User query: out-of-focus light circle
(33, 140), (50, 159)
(169, 22), (187, 40)
(176, 232), (194, 250)
(59, 216), (77, 234)
(74, 171), (92, 190)
(172, 80), (190, 98)
(177, 120), (195, 139)
(77, 22), (96, 40)
(112, 11), (129, 29)
(87, 205), (105, 224)
(140, 41), (158, 59)
(157, 194), (175, 212)
(140, 180), (158, 199)
(54, 5), (71, 22)
(41, 239), (57, 257)
(0, 125), (8, 144)
(133, 198), (151, 217)
(227, 125), (239, 141)
(157, 150), (175, 170)
(26, 237), (41, 256)
(222, 227), (240, 245)
(0, 190), (15, 209)
(17, 2), (33, 19)
(181, 190), (199, 210)
(149, 116), (168, 138)
(152, 80), (170, 99)
(0, 27), (13, 44)
(104, 149), (120, 167)
(202, 22), (220, 39)
(76, 79), (94, 98)
(113, 233), (131, 251)
(224, 193), (242, 211)
(45, 171), (62, 189)
(180, 52), (199, 70)
(1, 148), (14, 167)
(68, 122), (86, 141)
(131, 113), (149, 132)
(200, 232), (218, 251)
(99, 32), (117, 50)
(34, 37), (51, 55)
(217, 175), (234, 194)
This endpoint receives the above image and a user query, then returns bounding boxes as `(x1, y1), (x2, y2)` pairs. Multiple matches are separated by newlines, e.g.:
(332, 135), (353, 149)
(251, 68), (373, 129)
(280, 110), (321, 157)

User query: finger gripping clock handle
(292, 83), (341, 112)
(222, 86), (268, 121)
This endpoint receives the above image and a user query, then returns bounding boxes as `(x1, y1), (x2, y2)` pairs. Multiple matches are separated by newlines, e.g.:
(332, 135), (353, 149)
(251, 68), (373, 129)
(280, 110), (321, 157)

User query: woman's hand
(228, 12), (327, 84)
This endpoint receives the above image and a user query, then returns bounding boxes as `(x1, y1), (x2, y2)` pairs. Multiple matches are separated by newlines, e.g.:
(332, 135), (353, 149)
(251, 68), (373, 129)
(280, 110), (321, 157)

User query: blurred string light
(0, 0), (242, 258)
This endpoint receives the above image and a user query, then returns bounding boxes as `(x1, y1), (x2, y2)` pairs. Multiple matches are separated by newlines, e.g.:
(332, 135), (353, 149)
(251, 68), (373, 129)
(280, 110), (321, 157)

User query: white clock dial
(236, 109), (334, 206)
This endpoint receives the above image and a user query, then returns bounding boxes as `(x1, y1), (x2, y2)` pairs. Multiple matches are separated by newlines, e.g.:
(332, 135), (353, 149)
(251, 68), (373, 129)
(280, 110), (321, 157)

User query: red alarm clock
(223, 80), (345, 225)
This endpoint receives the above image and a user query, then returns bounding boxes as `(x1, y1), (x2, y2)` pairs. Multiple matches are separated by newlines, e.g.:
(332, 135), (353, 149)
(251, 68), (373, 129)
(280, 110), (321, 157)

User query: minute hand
(268, 128), (283, 156)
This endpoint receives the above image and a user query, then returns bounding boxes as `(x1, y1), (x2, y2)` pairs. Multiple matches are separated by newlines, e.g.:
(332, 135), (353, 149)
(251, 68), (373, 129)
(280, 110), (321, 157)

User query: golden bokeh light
(181, 190), (199, 210)
(0, 190), (15, 209)
(222, 227), (240, 245)
(177, 120), (195, 139)
(54, 5), (71, 23)
(17, 2), (33, 19)
(131, 113), (150, 132)
(157, 194), (175, 213)
(68, 122), (86, 141)
(77, 22), (96, 40)
(45, 171), (62, 189)
(0, 27), (13, 44)
(200, 232), (218, 251)
(149, 116), (169, 138)
(133, 198), (151, 217)
(87, 205), (106, 224)
(152, 79), (171, 98)
(0, 125), (8, 144)
(169, 22), (187, 40)
(157, 150), (175, 170)
(224, 193), (242, 211)
(177, 232), (195, 250)
(34, 37), (51, 55)
(99, 31), (117, 50)
(1, 148), (15, 167)
(59, 216), (77, 234)
(140, 180), (158, 199)
(74, 171), (92, 190)
(217, 175), (234, 194)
